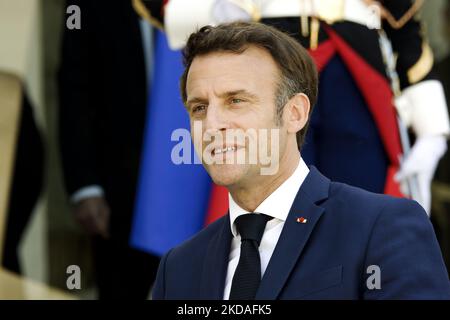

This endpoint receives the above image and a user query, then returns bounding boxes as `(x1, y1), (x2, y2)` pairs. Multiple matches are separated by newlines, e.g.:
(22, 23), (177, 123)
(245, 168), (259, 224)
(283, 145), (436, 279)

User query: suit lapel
(255, 167), (330, 299)
(199, 214), (232, 299)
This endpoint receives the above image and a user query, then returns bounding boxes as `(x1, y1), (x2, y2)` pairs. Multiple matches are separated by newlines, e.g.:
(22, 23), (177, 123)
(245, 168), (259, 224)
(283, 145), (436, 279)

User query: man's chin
(209, 174), (241, 188)
(207, 164), (247, 187)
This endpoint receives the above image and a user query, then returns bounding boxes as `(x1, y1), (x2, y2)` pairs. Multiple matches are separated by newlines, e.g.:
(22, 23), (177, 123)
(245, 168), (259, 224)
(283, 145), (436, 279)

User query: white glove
(212, 0), (254, 24)
(394, 80), (450, 215)
(164, 0), (256, 50)
(395, 135), (447, 215)
(395, 81), (450, 137)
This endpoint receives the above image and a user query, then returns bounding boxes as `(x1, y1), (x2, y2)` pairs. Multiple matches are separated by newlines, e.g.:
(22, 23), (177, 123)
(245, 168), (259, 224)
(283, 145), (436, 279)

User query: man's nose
(204, 103), (229, 133)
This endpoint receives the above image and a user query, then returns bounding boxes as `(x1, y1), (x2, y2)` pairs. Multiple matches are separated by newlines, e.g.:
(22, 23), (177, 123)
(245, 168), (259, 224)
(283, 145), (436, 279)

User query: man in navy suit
(153, 22), (450, 300)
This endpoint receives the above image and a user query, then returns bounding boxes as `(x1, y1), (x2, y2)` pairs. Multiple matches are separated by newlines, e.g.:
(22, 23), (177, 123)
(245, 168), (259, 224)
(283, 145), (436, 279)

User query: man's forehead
(186, 46), (279, 93)
(189, 45), (275, 69)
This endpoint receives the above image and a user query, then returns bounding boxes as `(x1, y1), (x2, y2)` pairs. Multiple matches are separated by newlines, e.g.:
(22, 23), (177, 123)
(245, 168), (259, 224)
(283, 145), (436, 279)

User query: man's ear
(284, 93), (310, 134)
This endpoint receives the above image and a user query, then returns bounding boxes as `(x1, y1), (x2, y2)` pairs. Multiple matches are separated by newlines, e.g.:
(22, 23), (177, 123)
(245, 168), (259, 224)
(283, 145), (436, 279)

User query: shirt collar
(228, 157), (310, 237)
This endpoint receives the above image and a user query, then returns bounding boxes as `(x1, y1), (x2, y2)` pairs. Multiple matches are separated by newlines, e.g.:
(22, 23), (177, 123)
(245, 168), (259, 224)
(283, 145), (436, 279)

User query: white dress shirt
(223, 157), (310, 299)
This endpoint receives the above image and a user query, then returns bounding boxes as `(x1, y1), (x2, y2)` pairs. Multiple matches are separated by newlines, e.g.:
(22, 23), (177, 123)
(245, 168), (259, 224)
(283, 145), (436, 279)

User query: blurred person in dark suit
(2, 94), (44, 275)
(58, 0), (160, 299)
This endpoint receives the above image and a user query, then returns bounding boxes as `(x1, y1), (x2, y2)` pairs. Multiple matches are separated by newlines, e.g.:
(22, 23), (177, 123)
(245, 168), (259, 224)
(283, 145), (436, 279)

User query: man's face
(185, 46), (288, 188)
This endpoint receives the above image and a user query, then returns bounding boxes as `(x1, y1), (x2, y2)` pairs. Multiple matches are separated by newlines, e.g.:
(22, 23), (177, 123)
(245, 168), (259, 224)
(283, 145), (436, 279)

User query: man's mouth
(211, 145), (246, 157)
(212, 146), (236, 155)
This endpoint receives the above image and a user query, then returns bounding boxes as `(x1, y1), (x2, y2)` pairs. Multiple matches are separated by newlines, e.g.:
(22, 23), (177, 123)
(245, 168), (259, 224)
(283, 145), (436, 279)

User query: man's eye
(231, 98), (244, 104)
(192, 105), (206, 113)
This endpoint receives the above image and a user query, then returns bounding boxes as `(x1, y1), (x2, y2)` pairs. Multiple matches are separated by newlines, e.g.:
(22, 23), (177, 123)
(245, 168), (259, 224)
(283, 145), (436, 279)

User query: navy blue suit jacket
(153, 167), (450, 299)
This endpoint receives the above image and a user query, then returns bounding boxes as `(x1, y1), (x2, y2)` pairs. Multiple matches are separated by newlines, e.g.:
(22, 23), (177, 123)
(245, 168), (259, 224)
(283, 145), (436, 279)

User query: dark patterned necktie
(229, 213), (272, 300)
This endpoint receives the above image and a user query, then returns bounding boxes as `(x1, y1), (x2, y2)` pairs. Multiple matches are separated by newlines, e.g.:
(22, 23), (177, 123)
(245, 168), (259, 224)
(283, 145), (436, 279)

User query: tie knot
(235, 213), (272, 246)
